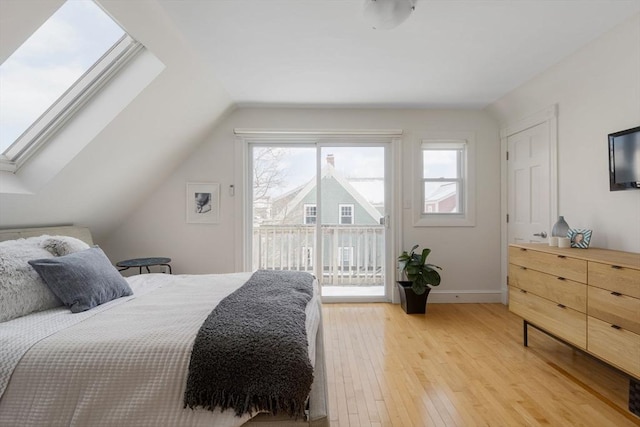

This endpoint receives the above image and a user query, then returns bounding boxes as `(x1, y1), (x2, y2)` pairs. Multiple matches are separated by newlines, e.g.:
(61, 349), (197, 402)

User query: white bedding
(0, 272), (321, 427)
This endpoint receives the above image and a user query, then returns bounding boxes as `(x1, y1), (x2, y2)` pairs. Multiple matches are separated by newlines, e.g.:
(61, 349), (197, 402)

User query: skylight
(0, 0), (138, 168)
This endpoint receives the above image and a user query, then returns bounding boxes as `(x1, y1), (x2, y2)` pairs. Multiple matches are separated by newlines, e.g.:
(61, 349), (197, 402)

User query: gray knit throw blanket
(184, 270), (315, 418)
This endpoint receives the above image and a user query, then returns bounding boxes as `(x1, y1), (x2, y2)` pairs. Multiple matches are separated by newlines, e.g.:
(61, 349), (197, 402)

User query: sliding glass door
(249, 142), (389, 301)
(251, 146), (317, 275)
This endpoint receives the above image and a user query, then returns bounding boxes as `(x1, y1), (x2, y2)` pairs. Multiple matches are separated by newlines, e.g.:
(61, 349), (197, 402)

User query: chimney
(326, 154), (335, 166)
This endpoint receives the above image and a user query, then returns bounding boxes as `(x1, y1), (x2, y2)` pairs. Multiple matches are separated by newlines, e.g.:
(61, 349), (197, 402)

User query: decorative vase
(551, 216), (570, 238)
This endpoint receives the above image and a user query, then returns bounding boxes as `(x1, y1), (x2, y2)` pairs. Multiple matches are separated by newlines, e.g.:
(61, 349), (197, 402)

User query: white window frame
(338, 203), (354, 225)
(414, 132), (476, 227)
(421, 142), (464, 214)
(303, 203), (317, 225)
(0, 34), (143, 172)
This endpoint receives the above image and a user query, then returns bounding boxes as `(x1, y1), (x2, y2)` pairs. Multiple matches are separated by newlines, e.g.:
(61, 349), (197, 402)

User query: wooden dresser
(508, 243), (640, 381)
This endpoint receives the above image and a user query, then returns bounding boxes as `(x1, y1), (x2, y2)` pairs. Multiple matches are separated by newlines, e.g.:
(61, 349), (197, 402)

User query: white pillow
(0, 237), (62, 322)
(41, 235), (90, 256)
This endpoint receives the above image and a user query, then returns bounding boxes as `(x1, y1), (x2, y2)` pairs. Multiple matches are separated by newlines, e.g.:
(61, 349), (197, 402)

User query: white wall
(102, 108), (502, 302)
(0, 0), (64, 63)
(488, 13), (640, 253)
(0, 0), (234, 241)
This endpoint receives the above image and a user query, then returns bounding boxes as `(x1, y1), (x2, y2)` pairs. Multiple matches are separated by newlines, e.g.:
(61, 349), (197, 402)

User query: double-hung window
(422, 141), (465, 214)
(304, 204), (317, 224)
(416, 134), (475, 226)
(339, 204), (354, 225)
(0, 0), (142, 171)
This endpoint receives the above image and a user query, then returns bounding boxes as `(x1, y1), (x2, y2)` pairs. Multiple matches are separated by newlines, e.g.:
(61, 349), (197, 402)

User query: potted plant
(397, 245), (442, 314)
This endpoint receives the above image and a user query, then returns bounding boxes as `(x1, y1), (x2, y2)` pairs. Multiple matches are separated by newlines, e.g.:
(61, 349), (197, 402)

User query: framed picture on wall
(186, 182), (220, 224)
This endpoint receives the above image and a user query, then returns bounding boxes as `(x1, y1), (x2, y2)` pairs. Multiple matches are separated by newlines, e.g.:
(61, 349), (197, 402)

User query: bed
(0, 226), (329, 427)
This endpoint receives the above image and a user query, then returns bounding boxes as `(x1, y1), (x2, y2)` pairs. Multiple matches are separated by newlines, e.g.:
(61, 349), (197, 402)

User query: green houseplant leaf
(397, 245), (442, 295)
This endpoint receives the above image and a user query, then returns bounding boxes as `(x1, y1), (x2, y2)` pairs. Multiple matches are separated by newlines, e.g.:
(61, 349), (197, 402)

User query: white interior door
(507, 121), (552, 243)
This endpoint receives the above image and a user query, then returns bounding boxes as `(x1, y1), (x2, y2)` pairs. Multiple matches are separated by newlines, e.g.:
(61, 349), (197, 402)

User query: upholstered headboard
(0, 226), (93, 245)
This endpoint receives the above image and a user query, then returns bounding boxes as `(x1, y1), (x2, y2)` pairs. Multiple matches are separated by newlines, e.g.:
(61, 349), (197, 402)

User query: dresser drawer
(509, 286), (586, 349)
(509, 247), (587, 283)
(509, 264), (586, 312)
(588, 286), (640, 335)
(588, 316), (640, 378)
(588, 262), (640, 298)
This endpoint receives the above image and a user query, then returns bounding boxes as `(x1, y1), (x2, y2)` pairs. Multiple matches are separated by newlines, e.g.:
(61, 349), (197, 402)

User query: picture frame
(186, 182), (220, 224)
(568, 228), (592, 249)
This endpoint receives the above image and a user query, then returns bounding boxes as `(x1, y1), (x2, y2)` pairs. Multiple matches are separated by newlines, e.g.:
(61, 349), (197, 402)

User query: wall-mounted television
(608, 126), (640, 191)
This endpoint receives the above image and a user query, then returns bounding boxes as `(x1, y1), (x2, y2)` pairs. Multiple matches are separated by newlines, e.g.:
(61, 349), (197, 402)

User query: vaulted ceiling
(156, 0), (640, 108)
(1, 0), (639, 240)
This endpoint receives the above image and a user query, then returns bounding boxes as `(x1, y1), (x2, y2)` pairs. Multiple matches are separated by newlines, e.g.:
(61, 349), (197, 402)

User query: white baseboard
(426, 290), (504, 304)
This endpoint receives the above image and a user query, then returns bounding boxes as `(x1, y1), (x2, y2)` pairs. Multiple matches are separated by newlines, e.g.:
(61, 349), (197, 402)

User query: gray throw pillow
(29, 247), (133, 313)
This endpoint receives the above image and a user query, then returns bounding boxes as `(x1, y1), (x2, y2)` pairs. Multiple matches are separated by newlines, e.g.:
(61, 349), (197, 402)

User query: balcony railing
(252, 224), (385, 286)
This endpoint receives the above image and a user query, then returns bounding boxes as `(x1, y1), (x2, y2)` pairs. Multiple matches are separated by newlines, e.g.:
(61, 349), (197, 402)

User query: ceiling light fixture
(362, 0), (415, 30)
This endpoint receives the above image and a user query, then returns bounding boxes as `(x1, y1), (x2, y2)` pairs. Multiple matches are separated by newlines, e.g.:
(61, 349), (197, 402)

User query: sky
(0, 0), (124, 153)
(254, 144), (458, 208)
(255, 145), (386, 205)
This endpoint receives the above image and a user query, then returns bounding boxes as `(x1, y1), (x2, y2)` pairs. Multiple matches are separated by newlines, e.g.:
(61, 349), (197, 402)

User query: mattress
(0, 272), (322, 427)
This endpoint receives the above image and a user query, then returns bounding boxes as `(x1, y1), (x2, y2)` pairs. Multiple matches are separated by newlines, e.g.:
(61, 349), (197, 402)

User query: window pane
(339, 205), (353, 224)
(424, 181), (459, 213)
(0, 1), (125, 152)
(423, 150), (459, 179)
(304, 204), (317, 224)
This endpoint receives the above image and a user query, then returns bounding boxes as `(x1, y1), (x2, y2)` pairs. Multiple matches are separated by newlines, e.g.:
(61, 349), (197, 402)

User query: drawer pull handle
(557, 277), (566, 281)
(611, 324), (622, 330)
(557, 255), (566, 259)
(520, 289), (527, 294)
(610, 291), (622, 297)
(557, 304), (566, 309)
(520, 266), (527, 270)
(611, 265), (623, 270)
(520, 248), (527, 252)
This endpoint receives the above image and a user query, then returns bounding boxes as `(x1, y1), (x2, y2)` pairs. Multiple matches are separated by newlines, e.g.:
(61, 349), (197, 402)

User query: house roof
(272, 161), (382, 223)
(425, 183), (457, 203)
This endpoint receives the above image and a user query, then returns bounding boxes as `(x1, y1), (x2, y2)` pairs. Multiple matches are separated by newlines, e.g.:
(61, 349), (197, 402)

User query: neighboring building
(268, 154), (382, 226)
(424, 182), (458, 213)
(253, 155), (384, 284)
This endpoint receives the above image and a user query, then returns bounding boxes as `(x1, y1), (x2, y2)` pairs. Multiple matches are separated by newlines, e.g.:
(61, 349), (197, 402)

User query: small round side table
(116, 257), (172, 274)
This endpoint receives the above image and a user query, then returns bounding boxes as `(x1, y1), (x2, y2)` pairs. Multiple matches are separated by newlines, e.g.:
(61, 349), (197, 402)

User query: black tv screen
(608, 126), (640, 191)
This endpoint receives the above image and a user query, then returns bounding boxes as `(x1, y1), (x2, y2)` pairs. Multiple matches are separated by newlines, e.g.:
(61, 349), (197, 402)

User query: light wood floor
(322, 303), (640, 427)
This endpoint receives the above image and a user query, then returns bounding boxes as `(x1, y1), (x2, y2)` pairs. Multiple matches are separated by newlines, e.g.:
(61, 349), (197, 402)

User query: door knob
(533, 231), (548, 238)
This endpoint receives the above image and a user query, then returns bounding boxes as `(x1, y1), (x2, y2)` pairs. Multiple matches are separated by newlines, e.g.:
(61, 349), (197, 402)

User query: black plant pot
(396, 281), (431, 314)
